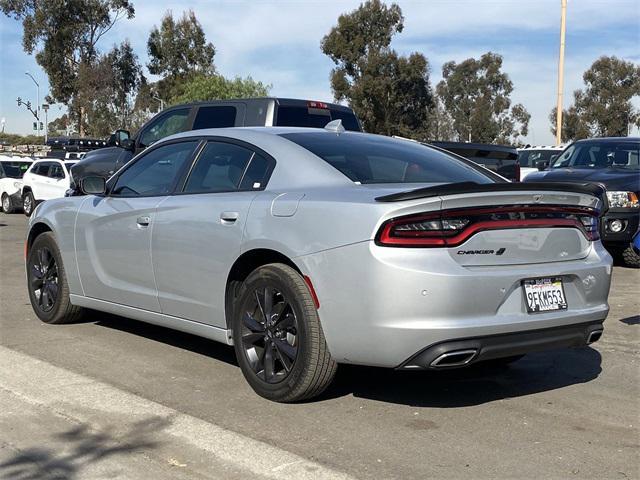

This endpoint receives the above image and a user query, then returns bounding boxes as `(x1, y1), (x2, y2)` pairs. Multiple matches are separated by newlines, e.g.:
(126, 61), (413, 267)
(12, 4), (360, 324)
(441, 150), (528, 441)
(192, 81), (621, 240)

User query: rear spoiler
(376, 181), (608, 211)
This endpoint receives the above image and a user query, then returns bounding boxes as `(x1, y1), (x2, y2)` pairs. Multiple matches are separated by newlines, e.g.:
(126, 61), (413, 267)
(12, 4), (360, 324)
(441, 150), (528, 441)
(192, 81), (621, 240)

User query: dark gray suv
(71, 98), (362, 184)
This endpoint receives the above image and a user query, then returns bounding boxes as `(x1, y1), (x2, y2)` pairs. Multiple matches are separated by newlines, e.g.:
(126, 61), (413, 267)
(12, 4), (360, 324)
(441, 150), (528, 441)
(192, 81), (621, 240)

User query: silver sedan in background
(25, 125), (612, 401)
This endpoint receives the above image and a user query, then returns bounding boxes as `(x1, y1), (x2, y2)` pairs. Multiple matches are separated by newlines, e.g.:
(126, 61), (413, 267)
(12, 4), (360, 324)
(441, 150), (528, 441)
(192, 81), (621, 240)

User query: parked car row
(4, 99), (638, 267)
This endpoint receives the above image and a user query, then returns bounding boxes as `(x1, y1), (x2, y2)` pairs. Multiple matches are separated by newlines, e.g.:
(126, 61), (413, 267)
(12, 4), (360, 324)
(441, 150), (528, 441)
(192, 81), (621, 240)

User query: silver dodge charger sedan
(25, 124), (612, 401)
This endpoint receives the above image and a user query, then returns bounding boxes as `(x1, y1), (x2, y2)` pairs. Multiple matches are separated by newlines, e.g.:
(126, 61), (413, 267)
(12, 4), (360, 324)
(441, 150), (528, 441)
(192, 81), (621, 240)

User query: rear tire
(1, 193), (14, 214)
(27, 232), (85, 324)
(232, 263), (337, 402)
(621, 246), (640, 268)
(23, 191), (35, 217)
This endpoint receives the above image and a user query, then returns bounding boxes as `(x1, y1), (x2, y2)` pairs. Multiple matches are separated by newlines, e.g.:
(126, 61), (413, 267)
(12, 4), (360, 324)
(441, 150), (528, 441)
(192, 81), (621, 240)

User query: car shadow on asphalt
(92, 314), (602, 408)
(0, 416), (169, 480)
(322, 347), (603, 407)
(619, 315), (640, 325)
(94, 314), (239, 367)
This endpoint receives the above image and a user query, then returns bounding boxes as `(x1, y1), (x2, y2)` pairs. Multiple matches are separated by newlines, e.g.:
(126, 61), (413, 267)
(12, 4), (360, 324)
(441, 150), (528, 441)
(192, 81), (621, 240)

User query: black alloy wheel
(240, 286), (299, 383)
(26, 232), (85, 324)
(30, 246), (59, 312)
(232, 263), (337, 402)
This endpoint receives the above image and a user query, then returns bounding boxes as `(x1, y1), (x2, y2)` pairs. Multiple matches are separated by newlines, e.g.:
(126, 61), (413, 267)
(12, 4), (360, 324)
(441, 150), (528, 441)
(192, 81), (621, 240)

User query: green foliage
(170, 74), (271, 105)
(0, 132), (42, 145)
(1, 0), (136, 135)
(321, 0), (434, 137)
(436, 52), (529, 144)
(551, 56), (640, 139)
(48, 114), (71, 134)
(147, 10), (216, 100)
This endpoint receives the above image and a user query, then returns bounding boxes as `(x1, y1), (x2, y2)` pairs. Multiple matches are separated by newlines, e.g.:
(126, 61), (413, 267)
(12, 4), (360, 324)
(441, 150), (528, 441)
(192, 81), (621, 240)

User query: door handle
(220, 211), (239, 224)
(136, 215), (151, 227)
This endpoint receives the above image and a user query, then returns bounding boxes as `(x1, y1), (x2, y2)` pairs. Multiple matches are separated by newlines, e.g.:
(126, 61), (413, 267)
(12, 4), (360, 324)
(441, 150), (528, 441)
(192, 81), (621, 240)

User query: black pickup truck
(71, 98), (361, 183)
(525, 137), (640, 267)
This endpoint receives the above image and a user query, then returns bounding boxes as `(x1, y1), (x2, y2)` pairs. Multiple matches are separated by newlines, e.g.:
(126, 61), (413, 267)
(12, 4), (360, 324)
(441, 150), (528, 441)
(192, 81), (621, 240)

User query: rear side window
(275, 106), (360, 132)
(112, 141), (198, 196)
(184, 142), (273, 193)
(280, 132), (493, 185)
(193, 106), (237, 130)
(0, 161), (31, 178)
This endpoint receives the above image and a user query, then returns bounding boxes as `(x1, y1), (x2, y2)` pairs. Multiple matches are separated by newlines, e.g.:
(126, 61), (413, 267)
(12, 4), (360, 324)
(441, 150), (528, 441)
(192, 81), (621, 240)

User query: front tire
(1, 193), (14, 214)
(27, 232), (85, 324)
(23, 191), (35, 217)
(232, 263), (337, 402)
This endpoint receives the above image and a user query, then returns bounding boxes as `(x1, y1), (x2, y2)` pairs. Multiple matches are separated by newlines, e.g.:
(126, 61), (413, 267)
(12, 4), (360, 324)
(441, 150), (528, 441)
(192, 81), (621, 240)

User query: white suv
(21, 159), (77, 216)
(0, 156), (33, 213)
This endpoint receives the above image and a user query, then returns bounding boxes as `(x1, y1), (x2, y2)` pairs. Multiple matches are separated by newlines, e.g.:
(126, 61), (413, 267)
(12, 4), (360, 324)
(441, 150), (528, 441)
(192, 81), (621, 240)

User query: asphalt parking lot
(0, 212), (638, 479)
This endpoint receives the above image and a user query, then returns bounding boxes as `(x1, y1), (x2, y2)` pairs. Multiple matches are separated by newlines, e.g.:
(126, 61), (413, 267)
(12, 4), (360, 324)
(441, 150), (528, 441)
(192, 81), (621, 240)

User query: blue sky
(1, 0), (639, 143)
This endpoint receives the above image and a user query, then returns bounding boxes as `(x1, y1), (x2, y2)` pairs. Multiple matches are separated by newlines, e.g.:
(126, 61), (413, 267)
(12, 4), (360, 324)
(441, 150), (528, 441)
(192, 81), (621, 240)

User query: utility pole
(25, 72), (40, 137)
(555, 0), (567, 145)
(42, 104), (49, 143)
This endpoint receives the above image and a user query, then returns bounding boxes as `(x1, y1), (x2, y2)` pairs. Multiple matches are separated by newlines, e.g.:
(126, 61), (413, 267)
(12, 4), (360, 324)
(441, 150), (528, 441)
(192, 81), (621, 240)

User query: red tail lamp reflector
(303, 275), (320, 309)
(376, 205), (600, 248)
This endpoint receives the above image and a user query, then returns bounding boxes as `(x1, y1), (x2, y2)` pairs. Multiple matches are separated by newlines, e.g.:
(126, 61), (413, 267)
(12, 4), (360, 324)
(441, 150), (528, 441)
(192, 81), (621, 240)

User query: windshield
(518, 150), (560, 167)
(280, 132), (495, 185)
(551, 142), (639, 170)
(0, 161), (32, 179)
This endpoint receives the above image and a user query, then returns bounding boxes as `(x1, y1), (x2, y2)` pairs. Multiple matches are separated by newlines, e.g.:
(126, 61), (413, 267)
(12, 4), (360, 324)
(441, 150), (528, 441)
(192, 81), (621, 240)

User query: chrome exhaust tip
(430, 349), (478, 368)
(587, 329), (603, 344)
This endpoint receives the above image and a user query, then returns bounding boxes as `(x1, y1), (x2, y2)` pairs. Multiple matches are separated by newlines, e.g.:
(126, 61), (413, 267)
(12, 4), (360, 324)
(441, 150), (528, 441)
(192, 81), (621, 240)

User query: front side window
(280, 132), (494, 184)
(184, 142), (263, 193)
(193, 106), (237, 130)
(112, 141), (198, 197)
(138, 108), (190, 148)
(49, 164), (63, 179)
(32, 162), (53, 176)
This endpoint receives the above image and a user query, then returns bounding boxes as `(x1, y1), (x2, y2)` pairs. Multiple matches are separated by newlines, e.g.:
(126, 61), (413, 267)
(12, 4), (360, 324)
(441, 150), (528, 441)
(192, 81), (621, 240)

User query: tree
(170, 75), (270, 105)
(436, 52), (529, 144)
(550, 56), (640, 139)
(548, 105), (590, 142)
(147, 10), (216, 100)
(48, 114), (71, 135)
(1, 0), (135, 134)
(321, 0), (434, 137)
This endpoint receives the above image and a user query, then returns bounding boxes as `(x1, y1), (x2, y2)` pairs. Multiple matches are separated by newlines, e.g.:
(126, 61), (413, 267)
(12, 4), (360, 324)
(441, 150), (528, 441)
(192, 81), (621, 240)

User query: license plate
(522, 277), (568, 313)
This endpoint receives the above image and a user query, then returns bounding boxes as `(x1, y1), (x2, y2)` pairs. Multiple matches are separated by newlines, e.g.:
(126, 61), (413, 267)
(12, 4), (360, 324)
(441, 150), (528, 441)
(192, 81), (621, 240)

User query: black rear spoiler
(376, 181), (608, 211)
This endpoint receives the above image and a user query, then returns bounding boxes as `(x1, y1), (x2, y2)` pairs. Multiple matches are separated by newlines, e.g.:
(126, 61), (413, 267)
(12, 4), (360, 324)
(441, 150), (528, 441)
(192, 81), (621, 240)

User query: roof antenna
(324, 119), (345, 134)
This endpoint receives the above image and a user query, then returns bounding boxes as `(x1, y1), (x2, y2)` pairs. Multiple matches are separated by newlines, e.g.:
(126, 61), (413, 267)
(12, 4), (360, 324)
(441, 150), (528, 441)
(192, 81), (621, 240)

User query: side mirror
(115, 129), (131, 144)
(81, 176), (106, 195)
(536, 160), (549, 171)
(121, 138), (135, 152)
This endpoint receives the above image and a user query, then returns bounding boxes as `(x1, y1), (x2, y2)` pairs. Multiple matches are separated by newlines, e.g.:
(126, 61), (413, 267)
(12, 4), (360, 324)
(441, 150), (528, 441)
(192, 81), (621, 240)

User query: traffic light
(33, 122), (37, 131)
(40, 122), (44, 130)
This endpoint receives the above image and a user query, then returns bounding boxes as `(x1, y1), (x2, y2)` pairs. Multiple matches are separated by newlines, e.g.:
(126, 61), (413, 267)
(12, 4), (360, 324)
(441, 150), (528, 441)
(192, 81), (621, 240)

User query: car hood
(76, 146), (123, 163)
(525, 167), (640, 192)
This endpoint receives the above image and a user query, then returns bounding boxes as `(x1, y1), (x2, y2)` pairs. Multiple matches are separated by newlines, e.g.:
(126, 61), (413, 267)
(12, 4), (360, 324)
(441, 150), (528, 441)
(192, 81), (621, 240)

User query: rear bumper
(297, 240), (612, 368)
(399, 321), (603, 369)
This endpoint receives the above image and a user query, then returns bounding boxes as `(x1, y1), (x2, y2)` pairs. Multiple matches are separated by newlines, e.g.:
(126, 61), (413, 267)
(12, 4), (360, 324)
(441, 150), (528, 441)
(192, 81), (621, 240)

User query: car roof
(573, 137), (640, 144)
(161, 97), (356, 112)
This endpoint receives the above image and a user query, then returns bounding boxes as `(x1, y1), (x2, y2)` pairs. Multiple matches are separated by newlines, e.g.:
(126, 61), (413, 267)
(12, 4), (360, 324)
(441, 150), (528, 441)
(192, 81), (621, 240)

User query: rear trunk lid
(376, 182), (605, 266)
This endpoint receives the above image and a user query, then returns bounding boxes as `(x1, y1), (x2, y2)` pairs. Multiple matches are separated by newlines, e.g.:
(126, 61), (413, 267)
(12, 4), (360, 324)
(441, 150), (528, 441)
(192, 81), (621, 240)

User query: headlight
(606, 191), (639, 208)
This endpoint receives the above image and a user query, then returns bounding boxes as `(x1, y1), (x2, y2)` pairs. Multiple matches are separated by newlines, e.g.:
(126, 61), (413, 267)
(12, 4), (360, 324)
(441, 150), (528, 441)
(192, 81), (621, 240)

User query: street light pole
(555, 0), (567, 145)
(42, 104), (49, 144)
(25, 72), (40, 137)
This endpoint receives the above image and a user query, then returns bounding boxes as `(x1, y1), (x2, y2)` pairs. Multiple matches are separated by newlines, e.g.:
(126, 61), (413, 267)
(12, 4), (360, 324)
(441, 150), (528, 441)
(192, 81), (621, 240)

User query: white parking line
(0, 345), (354, 480)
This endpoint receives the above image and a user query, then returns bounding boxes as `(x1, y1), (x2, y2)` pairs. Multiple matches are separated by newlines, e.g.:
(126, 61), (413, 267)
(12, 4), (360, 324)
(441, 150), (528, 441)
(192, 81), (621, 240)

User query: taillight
(376, 205), (600, 247)
(307, 101), (328, 109)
